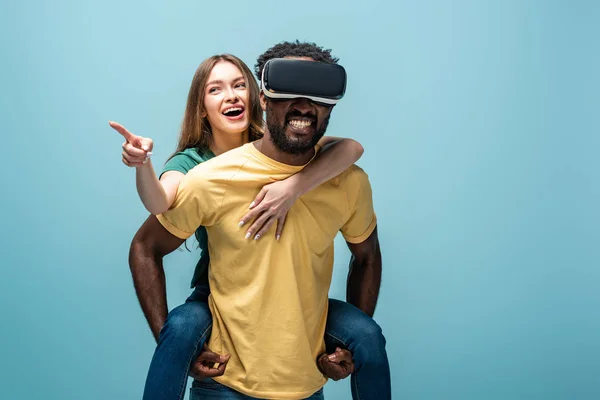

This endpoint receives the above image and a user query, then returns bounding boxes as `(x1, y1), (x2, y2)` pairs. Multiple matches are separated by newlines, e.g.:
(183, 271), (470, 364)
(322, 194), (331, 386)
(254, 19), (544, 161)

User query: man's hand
(317, 347), (355, 381)
(189, 344), (231, 380)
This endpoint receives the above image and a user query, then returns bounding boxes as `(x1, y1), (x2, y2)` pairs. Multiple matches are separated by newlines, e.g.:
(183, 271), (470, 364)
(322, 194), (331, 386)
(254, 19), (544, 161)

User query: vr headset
(261, 58), (347, 106)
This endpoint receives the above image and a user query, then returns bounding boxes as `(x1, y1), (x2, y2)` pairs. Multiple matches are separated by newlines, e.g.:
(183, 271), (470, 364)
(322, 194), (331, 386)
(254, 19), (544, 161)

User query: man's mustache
(285, 110), (317, 121)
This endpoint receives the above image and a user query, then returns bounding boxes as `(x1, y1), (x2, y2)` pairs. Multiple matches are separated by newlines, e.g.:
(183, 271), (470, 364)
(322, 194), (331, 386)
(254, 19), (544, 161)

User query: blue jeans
(142, 286), (391, 400)
(190, 379), (324, 399)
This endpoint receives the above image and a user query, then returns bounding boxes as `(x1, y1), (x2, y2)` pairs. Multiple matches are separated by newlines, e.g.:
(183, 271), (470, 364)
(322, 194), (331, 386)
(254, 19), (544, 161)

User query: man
(130, 41), (390, 399)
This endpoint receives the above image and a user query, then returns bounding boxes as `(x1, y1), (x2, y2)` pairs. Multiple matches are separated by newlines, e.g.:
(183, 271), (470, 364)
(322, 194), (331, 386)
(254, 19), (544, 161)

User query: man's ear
(259, 92), (267, 111)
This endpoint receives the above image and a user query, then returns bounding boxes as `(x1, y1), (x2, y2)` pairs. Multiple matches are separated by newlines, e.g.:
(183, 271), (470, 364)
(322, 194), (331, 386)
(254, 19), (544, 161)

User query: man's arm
(317, 226), (380, 380)
(129, 215), (185, 342)
(346, 227), (382, 317)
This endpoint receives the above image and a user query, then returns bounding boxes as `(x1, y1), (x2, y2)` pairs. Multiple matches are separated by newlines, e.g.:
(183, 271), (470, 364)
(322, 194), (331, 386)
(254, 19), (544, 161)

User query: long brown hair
(173, 54), (263, 155)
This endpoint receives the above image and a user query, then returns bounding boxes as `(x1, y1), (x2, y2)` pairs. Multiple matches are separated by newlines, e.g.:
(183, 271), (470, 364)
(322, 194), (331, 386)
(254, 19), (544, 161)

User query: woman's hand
(239, 177), (303, 241)
(109, 121), (154, 167)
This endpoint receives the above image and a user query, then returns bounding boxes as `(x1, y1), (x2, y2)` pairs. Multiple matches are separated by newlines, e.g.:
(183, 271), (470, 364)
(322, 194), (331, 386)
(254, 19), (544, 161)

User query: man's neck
(211, 128), (249, 156)
(254, 136), (315, 166)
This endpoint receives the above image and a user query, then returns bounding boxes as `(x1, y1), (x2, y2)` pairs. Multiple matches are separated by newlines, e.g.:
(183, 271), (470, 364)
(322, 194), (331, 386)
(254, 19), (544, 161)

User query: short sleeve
(160, 153), (200, 178)
(340, 168), (377, 244)
(156, 168), (224, 239)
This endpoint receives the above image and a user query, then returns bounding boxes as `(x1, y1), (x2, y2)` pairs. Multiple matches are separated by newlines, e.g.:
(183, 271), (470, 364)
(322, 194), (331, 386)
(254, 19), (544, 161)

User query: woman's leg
(142, 285), (213, 400)
(324, 299), (391, 400)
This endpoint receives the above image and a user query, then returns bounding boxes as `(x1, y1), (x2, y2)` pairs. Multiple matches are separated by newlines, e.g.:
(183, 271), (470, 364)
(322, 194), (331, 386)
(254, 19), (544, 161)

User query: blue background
(1, 0), (599, 399)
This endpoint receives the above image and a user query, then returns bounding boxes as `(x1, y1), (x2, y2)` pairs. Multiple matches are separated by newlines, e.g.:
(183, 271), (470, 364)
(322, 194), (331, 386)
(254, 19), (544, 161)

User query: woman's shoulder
(176, 147), (215, 162)
(162, 147), (215, 175)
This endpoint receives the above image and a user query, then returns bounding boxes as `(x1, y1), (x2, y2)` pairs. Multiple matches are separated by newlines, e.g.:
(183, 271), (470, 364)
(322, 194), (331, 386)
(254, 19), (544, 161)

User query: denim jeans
(190, 379), (324, 399)
(142, 285), (391, 400)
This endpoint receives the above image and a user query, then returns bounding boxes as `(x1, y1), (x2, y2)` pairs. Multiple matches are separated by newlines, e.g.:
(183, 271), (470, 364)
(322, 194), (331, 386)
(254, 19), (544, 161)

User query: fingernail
(238, 220), (245, 227)
(276, 235), (280, 241)
(245, 232), (251, 239)
(249, 201), (255, 208)
(254, 234), (260, 240)
(147, 151), (153, 156)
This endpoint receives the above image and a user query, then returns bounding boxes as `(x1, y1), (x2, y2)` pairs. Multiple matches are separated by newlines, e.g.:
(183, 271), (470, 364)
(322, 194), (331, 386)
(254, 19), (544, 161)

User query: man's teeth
(288, 119), (312, 128)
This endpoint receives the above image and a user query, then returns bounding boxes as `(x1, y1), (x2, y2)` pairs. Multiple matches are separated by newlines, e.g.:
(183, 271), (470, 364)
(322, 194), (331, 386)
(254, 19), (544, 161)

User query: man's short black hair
(254, 40), (339, 80)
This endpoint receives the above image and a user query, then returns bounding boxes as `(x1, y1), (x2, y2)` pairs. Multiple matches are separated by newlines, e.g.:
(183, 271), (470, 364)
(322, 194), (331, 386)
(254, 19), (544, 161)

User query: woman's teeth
(223, 107), (243, 115)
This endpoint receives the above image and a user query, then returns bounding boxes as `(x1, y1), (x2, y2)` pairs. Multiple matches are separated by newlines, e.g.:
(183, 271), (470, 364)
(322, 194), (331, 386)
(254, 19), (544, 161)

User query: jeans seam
(352, 375), (363, 400)
(191, 379), (232, 392)
(326, 332), (364, 400)
(177, 322), (213, 400)
(325, 331), (348, 348)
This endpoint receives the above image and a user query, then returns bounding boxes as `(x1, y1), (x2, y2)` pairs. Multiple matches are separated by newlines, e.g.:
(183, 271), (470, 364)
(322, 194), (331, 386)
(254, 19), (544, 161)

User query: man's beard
(266, 104), (330, 155)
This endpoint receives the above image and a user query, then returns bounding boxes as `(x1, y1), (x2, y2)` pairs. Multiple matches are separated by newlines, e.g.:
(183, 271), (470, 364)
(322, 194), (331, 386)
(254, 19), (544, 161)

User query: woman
(112, 54), (381, 400)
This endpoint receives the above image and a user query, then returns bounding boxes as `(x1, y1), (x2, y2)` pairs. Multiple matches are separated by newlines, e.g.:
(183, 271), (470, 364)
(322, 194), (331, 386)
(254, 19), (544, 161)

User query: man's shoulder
(343, 164), (367, 176)
(336, 164), (371, 188)
(184, 145), (252, 182)
(187, 145), (251, 172)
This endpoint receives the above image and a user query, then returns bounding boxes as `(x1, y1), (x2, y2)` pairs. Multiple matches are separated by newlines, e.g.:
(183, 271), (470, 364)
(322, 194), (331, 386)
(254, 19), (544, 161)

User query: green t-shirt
(161, 147), (215, 288)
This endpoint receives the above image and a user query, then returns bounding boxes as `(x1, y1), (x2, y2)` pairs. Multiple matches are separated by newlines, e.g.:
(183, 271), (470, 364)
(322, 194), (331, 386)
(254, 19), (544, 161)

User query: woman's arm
(239, 137), (364, 240)
(291, 136), (365, 195)
(136, 164), (183, 214)
(110, 121), (184, 215)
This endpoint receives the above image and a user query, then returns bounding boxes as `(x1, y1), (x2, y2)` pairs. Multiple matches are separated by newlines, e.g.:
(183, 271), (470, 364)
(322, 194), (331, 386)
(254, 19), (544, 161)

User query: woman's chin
(220, 119), (250, 134)
(218, 127), (249, 137)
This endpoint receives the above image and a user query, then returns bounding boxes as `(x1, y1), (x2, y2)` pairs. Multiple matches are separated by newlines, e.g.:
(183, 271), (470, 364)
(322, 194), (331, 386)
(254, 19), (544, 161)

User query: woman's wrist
(135, 159), (154, 171)
(287, 173), (308, 199)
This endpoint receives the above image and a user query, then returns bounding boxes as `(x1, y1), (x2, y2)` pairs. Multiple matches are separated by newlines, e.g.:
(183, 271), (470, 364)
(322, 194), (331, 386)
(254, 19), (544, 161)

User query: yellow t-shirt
(157, 143), (377, 399)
